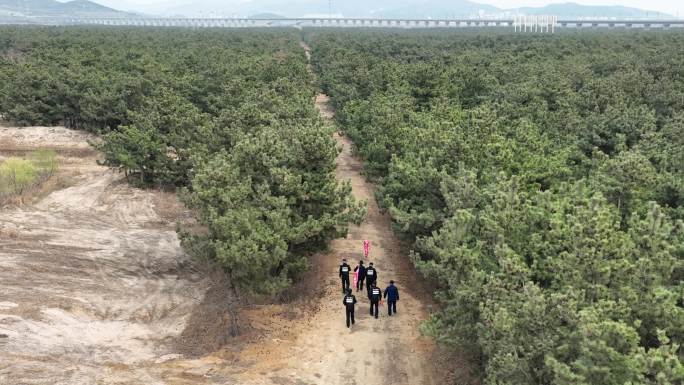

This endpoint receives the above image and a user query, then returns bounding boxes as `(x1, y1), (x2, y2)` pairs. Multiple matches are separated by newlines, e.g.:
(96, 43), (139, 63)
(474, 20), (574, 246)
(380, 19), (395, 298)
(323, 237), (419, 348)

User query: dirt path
(228, 44), (444, 383)
(285, 95), (441, 385)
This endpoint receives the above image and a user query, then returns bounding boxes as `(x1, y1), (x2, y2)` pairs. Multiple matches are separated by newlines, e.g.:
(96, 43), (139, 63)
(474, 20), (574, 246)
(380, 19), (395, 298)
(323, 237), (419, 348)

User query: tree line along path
(231, 44), (452, 385)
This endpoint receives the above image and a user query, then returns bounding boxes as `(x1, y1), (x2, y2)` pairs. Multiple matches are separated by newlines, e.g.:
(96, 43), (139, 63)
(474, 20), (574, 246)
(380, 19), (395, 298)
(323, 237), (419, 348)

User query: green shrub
(0, 157), (38, 194)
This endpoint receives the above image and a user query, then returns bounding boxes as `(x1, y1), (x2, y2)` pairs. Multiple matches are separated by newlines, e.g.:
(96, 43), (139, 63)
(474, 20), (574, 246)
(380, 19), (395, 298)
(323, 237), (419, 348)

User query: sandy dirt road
(289, 95), (442, 385)
(225, 92), (446, 385)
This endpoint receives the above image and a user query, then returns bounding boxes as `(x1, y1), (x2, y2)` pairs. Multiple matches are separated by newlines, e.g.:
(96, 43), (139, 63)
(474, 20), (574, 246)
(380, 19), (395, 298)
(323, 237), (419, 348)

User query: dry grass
(0, 173), (73, 208)
(0, 145), (76, 208)
(152, 189), (193, 225)
(0, 146), (98, 159)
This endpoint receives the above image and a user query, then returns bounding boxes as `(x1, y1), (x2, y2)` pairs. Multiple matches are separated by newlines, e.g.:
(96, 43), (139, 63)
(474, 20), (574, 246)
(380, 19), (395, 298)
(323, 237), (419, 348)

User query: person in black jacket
(339, 258), (351, 293)
(369, 283), (382, 319)
(354, 260), (366, 292)
(365, 262), (378, 299)
(342, 289), (357, 328)
(383, 280), (399, 316)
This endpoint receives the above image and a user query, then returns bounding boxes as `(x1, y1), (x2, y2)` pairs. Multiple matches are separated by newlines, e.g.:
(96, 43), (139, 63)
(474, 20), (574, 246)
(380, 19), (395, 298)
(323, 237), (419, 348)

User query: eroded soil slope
(0, 127), (217, 384)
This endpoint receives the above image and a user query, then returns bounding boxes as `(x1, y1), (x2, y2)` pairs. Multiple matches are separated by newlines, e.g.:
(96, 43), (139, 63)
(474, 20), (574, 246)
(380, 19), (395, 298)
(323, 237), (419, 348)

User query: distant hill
(0, 0), (673, 21)
(160, 0), (499, 19)
(158, 0), (673, 19)
(0, 0), (135, 18)
(248, 12), (286, 19)
(513, 2), (671, 18)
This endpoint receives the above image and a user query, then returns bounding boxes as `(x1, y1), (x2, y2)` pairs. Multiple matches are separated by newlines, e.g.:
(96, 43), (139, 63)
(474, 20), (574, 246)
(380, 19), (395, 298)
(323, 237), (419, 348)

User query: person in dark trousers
(354, 260), (366, 292)
(343, 288), (357, 328)
(369, 283), (382, 319)
(365, 262), (378, 298)
(339, 258), (351, 293)
(384, 280), (399, 316)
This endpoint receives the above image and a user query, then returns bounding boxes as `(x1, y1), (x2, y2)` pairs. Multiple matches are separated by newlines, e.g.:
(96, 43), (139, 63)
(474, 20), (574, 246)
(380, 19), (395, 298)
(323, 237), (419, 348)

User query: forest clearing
(1, 26), (683, 385)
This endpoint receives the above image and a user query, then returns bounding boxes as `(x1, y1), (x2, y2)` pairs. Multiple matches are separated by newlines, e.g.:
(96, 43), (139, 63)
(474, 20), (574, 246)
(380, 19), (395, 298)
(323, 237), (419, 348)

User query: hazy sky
(89, 1), (684, 17)
(482, 1), (682, 15)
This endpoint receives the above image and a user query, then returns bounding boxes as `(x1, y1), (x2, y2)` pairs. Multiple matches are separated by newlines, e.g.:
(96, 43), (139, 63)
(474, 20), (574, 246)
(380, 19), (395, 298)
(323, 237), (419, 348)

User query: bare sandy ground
(0, 127), (217, 384)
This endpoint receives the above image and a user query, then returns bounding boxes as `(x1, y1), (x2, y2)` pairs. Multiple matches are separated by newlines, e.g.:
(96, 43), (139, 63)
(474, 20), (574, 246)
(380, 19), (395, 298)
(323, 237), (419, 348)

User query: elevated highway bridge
(18, 17), (684, 30)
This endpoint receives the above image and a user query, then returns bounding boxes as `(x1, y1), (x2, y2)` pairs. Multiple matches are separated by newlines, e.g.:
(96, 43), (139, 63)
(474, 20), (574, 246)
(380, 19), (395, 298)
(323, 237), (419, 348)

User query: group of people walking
(339, 257), (399, 329)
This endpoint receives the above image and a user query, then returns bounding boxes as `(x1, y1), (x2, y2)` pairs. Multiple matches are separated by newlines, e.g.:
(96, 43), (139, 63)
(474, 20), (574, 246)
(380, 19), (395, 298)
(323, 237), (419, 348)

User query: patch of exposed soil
(0, 126), (234, 385)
